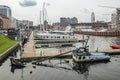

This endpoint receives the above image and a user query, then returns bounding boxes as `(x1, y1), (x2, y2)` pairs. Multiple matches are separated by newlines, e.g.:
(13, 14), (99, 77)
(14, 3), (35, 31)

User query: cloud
(19, 0), (37, 7)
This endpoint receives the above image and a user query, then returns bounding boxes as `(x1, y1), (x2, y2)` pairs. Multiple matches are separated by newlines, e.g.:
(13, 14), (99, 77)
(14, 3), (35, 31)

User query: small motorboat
(110, 45), (120, 49)
(10, 57), (25, 67)
(73, 46), (110, 63)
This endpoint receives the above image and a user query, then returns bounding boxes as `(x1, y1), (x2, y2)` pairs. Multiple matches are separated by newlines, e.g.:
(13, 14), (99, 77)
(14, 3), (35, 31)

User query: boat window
(63, 36), (64, 38)
(79, 56), (81, 59)
(57, 36), (60, 38)
(43, 36), (45, 38)
(83, 56), (85, 59)
(46, 36), (48, 38)
(51, 36), (53, 38)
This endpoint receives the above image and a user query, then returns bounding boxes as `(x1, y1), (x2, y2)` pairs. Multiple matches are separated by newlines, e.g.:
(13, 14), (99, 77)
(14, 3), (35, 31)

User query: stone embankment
(0, 43), (19, 62)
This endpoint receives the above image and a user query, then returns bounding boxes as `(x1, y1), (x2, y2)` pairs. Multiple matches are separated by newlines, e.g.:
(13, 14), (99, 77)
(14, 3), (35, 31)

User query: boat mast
(43, 2), (45, 31)
(40, 10), (42, 31)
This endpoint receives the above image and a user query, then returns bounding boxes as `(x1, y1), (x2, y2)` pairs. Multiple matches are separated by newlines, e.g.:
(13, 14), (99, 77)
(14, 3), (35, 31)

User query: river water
(0, 35), (120, 80)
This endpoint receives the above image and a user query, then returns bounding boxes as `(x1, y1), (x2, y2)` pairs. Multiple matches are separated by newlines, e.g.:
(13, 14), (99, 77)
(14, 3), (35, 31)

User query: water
(0, 36), (120, 80)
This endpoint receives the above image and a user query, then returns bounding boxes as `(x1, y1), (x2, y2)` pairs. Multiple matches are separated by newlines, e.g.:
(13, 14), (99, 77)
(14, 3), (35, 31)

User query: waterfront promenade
(23, 31), (35, 58)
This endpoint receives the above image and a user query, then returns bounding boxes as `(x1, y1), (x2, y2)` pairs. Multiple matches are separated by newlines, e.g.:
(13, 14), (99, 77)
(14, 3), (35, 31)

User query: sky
(0, 0), (120, 25)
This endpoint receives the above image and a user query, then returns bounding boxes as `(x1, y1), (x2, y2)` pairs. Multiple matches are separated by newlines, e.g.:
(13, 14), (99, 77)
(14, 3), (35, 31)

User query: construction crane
(98, 5), (119, 9)
(98, 5), (120, 30)
(98, 5), (120, 12)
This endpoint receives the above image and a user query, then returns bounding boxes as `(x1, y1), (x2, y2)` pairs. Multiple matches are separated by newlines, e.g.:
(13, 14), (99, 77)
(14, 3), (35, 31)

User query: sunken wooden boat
(10, 57), (25, 67)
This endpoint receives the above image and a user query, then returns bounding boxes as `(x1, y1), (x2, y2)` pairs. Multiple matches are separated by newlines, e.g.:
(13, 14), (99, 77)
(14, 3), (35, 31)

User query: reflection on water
(76, 35), (120, 51)
(73, 63), (90, 74)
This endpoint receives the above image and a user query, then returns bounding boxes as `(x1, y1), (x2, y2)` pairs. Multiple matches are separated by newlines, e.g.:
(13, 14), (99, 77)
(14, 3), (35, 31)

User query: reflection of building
(73, 63), (89, 79)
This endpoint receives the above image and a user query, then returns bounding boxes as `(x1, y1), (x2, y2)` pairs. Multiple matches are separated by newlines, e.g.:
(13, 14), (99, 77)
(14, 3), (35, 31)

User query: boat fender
(30, 71), (33, 74)
(33, 65), (36, 68)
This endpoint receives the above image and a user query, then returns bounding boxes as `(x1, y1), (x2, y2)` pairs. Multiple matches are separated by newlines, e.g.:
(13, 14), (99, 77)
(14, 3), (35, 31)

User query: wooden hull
(10, 58), (25, 67)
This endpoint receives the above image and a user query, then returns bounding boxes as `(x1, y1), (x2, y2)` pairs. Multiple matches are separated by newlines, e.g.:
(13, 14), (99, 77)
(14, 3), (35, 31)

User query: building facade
(0, 14), (10, 29)
(111, 13), (117, 29)
(91, 12), (95, 23)
(0, 5), (11, 18)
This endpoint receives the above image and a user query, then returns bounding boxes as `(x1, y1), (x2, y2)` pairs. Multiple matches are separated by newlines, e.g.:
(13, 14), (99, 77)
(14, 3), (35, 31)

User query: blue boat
(73, 47), (110, 63)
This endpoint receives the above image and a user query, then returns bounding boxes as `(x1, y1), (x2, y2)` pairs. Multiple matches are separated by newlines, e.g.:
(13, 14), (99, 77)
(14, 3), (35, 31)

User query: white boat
(73, 36), (110, 63)
(73, 47), (110, 63)
(34, 3), (78, 48)
(34, 30), (78, 48)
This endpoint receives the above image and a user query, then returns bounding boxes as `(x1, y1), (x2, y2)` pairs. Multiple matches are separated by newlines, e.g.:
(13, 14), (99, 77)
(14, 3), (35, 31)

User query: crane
(98, 5), (120, 12)
(98, 5), (120, 30)
(97, 5), (119, 9)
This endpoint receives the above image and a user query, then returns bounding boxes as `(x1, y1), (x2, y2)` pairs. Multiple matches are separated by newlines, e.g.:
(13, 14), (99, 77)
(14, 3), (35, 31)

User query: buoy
(33, 65), (36, 68)
(30, 71), (32, 74)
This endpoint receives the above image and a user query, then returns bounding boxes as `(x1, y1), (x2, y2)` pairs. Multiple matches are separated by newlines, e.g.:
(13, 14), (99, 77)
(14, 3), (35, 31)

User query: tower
(91, 12), (95, 23)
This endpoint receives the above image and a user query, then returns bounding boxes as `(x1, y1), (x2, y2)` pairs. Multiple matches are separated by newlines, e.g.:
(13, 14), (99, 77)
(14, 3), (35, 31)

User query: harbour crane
(97, 5), (120, 13)
(98, 5), (120, 30)
(97, 5), (120, 9)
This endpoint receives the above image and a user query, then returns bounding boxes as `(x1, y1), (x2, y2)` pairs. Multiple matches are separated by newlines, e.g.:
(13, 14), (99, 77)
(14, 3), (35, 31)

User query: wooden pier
(90, 49), (120, 55)
(22, 31), (120, 61)
(23, 31), (73, 61)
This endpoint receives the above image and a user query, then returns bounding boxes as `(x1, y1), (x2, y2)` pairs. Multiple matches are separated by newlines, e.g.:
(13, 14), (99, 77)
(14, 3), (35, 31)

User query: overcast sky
(0, 0), (120, 25)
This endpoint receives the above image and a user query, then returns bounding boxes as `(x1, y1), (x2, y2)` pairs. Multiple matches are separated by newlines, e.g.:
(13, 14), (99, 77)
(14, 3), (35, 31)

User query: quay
(23, 31), (73, 61)
(74, 31), (120, 37)
(23, 31), (120, 61)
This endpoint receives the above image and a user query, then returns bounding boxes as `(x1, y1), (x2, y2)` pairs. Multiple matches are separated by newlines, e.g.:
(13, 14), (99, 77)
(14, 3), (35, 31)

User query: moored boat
(34, 30), (78, 48)
(73, 47), (110, 63)
(110, 45), (120, 49)
(10, 58), (25, 67)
